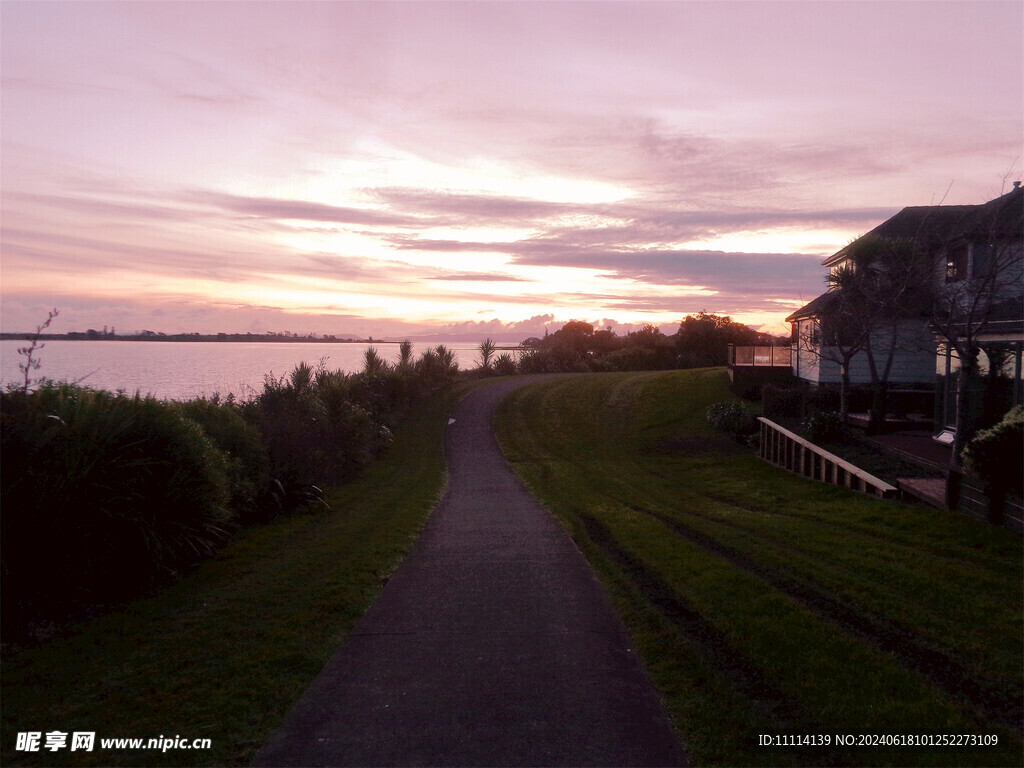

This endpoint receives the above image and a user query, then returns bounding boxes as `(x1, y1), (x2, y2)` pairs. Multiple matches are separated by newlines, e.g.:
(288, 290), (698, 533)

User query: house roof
(821, 187), (1023, 268)
(785, 290), (838, 323)
(957, 186), (1024, 241)
(793, 188), (1023, 325)
(821, 205), (974, 267)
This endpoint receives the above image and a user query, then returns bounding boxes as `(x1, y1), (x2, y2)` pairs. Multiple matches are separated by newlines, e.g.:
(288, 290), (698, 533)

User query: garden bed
(774, 416), (944, 485)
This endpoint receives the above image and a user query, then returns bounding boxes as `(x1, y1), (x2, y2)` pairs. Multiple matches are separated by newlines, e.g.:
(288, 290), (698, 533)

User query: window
(801, 320), (821, 346)
(945, 245), (968, 282)
(972, 243), (993, 278)
(830, 259), (854, 277)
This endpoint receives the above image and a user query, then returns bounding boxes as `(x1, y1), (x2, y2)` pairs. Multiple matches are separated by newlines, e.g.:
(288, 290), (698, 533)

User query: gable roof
(793, 188), (1023, 325)
(822, 205), (973, 267)
(958, 186), (1024, 241)
(821, 187), (1023, 268)
(785, 290), (839, 323)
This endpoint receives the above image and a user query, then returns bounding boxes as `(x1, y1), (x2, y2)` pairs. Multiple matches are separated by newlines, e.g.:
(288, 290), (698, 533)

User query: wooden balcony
(727, 344), (791, 368)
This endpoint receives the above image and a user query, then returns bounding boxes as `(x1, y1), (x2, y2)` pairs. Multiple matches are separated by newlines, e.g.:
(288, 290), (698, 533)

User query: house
(787, 185), (1023, 440)
(787, 205), (966, 392)
(930, 187), (1024, 443)
(787, 289), (935, 389)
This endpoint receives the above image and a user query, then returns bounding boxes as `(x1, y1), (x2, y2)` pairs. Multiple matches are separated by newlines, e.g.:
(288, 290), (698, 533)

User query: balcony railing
(727, 344), (791, 367)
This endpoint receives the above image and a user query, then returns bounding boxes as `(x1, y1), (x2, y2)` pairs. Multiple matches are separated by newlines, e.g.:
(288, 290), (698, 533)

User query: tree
(675, 312), (762, 368)
(804, 286), (868, 420)
(624, 324), (676, 369)
(530, 320), (595, 371)
(824, 234), (928, 431)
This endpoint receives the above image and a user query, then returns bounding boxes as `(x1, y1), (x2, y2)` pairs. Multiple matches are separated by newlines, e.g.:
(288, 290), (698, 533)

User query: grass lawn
(496, 368), (1023, 767)
(1, 382), (477, 767)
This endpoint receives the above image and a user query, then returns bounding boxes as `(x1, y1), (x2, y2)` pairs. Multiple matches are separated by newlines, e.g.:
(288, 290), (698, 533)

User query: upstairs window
(972, 243), (993, 278)
(945, 245), (968, 282)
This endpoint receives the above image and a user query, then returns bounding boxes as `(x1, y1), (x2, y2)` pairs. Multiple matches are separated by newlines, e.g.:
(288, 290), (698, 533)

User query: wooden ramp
(896, 477), (946, 509)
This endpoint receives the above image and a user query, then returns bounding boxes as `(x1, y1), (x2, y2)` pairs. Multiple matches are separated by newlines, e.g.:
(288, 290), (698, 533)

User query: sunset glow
(2, 1), (1021, 339)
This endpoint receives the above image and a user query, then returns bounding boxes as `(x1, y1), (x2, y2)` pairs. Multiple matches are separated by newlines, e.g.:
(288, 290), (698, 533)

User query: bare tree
(17, 308), (59, 393)
(810, 281), (868, 420)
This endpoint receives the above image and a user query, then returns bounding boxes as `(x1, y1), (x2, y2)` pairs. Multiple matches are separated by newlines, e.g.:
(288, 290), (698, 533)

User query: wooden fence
(758, 417), (898, 498)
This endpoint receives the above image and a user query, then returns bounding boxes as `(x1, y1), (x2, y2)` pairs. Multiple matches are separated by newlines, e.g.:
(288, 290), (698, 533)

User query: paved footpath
(253, 378), (688, 767)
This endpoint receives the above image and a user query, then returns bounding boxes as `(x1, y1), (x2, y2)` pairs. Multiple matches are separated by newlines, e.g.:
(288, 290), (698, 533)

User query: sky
(2, 1), (1021, 340)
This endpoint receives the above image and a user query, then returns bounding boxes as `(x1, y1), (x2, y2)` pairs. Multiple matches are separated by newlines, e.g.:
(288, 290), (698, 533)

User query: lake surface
(0, 340), (490, 400)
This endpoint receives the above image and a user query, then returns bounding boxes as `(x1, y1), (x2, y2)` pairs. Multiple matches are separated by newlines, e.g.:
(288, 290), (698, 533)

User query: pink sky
(2, 1), (1021, 339)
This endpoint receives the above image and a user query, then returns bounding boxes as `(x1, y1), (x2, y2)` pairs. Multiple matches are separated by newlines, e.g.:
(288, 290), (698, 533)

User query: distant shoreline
(0, 332), (370, 344)
(0, 333), (524, 346)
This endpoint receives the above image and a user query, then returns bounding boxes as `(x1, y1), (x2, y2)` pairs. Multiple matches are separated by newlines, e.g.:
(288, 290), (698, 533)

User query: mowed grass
(496, 369), (1023, 767)
(1, 382), (476, 767)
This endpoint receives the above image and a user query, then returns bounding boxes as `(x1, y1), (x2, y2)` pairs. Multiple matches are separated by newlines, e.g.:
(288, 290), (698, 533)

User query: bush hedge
(800, 410), (845, 442)
(178, 397), (272, 524)
(762, 384), (805, 419)
(706, 400), (758, 436)
(963, 405), (1023, 495)
(0, 346), (459, 638)
(1, 384), (232, 630)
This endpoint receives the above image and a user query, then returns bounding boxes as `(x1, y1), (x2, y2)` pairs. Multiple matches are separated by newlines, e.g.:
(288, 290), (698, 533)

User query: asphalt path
(252, 377), (688, 767)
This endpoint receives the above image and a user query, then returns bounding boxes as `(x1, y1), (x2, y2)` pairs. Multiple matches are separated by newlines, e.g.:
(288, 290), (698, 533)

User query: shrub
(809, 387), (841, 413)
(477, 338), (497, 371)
(601, 346), (660, 372)
(1, 384), (232, 630)
(362, 346), (389, 376)
(762, 384), (804, 419)
(963, 405), (1023, 495)
(246, 363), (395, 503)
(178, 397), (272, 524)
(246, 370), (333, 495)
(706, 400), (757, 436)
(516, 348), (551, 374)
(492, 352), (517, 376)
(800, 410), (845, 443)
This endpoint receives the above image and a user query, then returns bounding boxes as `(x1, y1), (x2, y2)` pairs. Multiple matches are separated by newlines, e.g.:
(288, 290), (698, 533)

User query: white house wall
(791, 319), (821, 382)
(794, 321), (935, 385)
(934, 241), (1023, 297)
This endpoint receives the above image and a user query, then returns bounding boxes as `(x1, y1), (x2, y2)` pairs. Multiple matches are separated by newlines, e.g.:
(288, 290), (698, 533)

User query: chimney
(1014, 181), (1022, 190)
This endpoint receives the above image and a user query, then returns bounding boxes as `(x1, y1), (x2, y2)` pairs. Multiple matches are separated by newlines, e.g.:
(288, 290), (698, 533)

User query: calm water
(0, 340), (488, 400)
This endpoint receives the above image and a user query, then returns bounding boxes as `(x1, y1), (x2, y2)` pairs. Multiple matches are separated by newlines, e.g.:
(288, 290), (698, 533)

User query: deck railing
(727, 345), (791, 367)
(758, 417), (898, 498)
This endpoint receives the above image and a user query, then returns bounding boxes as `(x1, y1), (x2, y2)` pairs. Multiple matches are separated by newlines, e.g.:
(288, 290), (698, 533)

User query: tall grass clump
(1, 383), (232, 636)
